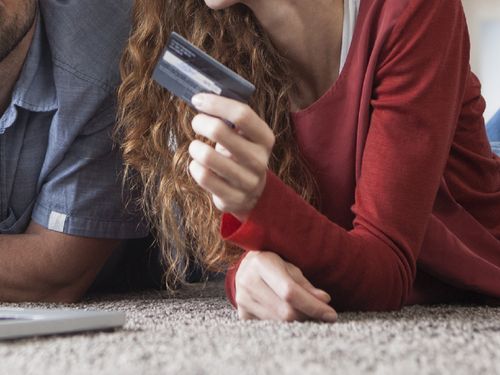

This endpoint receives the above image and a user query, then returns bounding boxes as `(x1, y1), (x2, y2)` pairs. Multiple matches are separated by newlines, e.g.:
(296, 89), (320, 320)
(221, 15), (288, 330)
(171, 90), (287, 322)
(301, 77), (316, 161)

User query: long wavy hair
(117, 0), (318, 287)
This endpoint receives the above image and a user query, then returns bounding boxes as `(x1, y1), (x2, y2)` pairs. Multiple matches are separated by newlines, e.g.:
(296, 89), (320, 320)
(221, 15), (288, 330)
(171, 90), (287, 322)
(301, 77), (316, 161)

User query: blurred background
(462, 0), (500, 122)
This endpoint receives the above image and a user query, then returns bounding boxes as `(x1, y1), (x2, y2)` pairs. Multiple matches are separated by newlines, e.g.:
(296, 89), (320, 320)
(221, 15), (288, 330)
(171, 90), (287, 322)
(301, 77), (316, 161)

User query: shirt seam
(34, 201), (138, 224)
(11, 100), (57, 113)
(52, 57), (116, 94)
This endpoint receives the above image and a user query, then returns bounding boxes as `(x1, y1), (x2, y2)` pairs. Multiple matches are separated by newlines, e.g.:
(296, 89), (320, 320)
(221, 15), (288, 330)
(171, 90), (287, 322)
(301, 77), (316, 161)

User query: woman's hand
(235, 251), (338, 322)
(188, 94), (275, 222)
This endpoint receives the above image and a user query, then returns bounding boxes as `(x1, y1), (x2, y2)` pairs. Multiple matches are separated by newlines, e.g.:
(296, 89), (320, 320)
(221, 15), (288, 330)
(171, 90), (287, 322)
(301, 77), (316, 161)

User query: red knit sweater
(222, 0), (500, 311)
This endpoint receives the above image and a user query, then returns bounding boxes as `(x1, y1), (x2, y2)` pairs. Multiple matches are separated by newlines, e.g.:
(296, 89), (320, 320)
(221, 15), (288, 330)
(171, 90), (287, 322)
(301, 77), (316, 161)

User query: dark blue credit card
(152, 32), (255, 105)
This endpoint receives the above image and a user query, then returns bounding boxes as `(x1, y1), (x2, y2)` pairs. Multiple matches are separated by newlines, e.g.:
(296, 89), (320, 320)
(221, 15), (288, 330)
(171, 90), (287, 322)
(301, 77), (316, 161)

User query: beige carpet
(1, 282), (500, 375)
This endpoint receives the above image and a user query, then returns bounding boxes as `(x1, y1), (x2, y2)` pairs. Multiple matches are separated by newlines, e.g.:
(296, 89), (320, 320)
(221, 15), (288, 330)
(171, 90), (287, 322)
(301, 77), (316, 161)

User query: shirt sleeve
(32, 99), (148, 239)
(222, 0), (471, 311)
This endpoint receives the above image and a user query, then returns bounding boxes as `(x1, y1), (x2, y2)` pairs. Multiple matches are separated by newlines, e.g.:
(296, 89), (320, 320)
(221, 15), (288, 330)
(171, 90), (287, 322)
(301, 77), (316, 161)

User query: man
(0, 0), (148, 302)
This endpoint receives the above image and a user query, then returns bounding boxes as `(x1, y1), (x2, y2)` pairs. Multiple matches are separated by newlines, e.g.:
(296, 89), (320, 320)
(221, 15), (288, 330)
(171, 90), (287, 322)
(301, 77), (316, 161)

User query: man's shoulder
(39, 0), (133, 93)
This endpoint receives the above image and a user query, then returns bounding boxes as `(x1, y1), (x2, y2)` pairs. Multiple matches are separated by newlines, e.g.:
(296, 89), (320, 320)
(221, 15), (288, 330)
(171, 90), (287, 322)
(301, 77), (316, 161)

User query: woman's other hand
(235, 251), (338, 322)
(188, 94), (275, 222)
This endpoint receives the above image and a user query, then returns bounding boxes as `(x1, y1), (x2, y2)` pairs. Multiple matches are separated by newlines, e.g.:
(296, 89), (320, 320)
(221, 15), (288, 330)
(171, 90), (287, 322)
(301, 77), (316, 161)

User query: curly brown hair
(117, 0), (318, 287)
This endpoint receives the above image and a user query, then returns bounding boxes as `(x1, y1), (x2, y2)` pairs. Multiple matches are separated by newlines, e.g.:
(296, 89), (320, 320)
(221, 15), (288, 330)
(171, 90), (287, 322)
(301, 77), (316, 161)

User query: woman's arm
(192, 0), (471, 311)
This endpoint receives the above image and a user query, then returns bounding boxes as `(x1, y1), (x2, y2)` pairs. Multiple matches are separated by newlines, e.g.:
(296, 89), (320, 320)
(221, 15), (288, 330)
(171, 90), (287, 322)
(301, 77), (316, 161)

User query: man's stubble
(0, 1), (37, 62)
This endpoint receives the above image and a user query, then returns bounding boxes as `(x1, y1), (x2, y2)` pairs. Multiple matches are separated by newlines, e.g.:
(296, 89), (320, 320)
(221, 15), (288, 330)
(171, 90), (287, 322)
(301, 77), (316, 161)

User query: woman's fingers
(236, 270), (307, 322)
(188, 160), (258, 215)
(270, 277), (337, 322)
(191, 93), (275, 149)
(238, 308), (258, 321)
(235, 289), (261, 321)
(236, 251), (338, 323)
(188, 140), (261, 192)
(256, 254), (337, 322)
(188, 95), (274, 218)
(191, 113), (247, 152)
(189, 159), (240, 199)
(214, 142), (232, 158)
(191, 114), (269, 174)
(285, 263), (332, 304)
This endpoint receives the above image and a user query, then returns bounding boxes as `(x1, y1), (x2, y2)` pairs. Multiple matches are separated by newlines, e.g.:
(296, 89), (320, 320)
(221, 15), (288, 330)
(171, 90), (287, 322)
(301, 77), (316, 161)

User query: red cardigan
(222, 0), (500, 311)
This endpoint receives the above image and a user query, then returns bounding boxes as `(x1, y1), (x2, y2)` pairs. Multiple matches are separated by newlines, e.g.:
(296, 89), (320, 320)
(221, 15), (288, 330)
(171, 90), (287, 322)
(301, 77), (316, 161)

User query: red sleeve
(223, 0), (470, 311)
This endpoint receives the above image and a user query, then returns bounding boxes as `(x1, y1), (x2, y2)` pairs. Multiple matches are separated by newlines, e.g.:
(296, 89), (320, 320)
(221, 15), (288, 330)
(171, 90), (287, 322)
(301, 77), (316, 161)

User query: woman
(117, 0), (500, 321)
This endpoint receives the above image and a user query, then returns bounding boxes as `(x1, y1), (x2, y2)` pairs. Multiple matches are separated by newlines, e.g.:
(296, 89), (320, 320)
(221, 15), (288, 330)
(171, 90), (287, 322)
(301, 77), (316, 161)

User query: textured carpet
(1, 282), (500, 375)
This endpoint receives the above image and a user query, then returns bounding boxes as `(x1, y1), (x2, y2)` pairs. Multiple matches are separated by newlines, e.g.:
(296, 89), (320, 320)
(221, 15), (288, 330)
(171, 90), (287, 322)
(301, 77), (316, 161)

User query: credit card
(153, 32), (255, 105)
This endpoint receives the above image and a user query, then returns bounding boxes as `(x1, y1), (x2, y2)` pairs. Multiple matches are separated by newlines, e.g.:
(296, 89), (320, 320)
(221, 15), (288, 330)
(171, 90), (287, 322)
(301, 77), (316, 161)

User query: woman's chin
(203, 0), (238, 10)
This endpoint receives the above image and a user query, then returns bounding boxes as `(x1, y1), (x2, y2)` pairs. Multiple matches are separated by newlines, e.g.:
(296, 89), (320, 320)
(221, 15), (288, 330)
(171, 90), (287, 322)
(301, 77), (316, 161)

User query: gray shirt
(0, 0), (147, 238)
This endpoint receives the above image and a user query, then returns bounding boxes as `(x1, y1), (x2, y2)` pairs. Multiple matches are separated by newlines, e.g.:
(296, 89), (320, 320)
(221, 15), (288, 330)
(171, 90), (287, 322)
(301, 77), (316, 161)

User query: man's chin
(0, 2), (37, 62)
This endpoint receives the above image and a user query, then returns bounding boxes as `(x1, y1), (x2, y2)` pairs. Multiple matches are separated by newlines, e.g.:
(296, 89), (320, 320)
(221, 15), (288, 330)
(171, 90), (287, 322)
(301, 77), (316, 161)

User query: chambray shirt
(0, 0), (147, 238)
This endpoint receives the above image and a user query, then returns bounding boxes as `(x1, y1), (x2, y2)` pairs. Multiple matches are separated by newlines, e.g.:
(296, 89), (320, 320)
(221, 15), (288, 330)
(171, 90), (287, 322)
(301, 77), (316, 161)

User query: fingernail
(321, 292), (332, 303)
(191, 94), (205, 109)
(314, 289), (331, 300)
(315, 288), (330, 297)
(322, 312), (338, 322)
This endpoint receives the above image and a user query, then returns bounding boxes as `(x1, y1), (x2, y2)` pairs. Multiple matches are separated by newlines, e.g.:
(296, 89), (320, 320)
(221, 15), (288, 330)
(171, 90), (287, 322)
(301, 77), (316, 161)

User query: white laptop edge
(0, 308), (126, 340)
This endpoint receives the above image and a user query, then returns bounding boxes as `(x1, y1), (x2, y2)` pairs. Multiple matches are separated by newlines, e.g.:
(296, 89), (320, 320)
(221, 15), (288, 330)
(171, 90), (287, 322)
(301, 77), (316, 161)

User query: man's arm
(0, 221), (118, 303)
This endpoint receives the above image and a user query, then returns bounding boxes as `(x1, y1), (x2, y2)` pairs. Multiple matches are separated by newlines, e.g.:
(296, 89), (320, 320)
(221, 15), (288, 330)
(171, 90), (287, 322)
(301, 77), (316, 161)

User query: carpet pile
(1, 282), (500, 374)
